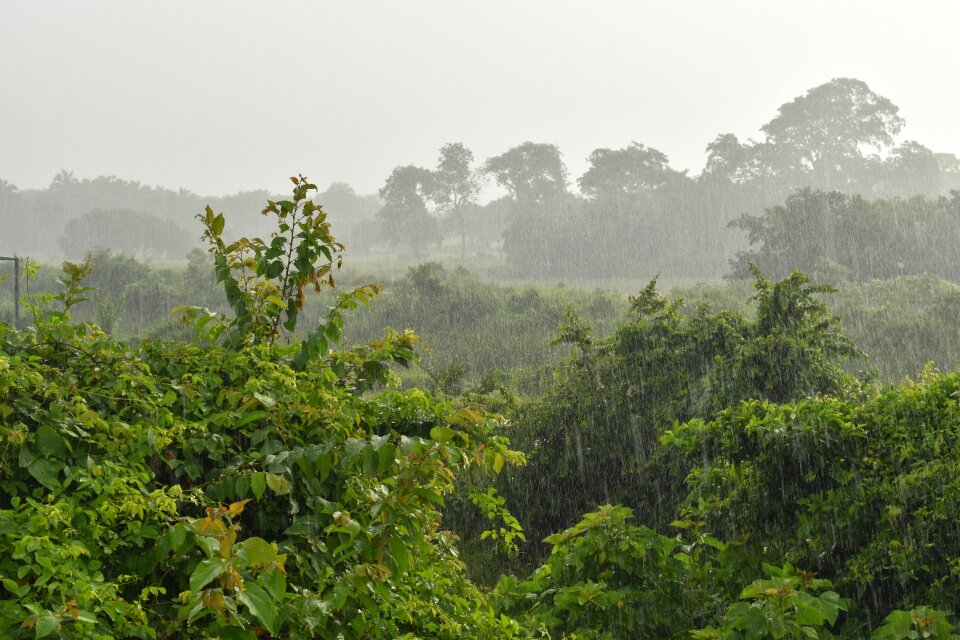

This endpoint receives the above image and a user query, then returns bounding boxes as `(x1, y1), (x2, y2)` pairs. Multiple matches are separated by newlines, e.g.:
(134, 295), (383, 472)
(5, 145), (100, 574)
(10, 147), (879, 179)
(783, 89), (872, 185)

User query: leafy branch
(178, 174), (382, 369)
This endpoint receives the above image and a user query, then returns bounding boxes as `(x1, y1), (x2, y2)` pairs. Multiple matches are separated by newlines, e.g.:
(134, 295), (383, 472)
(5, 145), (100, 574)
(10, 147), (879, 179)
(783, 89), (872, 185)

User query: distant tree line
(730, 188), (960, 282)
(0, 173), (378, 259)
(4, 78), (960, 276)
(371, 78), (960, 277)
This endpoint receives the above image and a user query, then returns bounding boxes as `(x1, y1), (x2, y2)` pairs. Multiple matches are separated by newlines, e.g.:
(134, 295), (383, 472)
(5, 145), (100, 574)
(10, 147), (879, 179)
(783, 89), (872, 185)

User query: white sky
(2, 1), (958, 196)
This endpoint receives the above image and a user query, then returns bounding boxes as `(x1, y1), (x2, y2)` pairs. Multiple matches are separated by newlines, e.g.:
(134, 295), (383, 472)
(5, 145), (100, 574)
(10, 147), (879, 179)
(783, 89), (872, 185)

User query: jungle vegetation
(5, 76), (960, 638)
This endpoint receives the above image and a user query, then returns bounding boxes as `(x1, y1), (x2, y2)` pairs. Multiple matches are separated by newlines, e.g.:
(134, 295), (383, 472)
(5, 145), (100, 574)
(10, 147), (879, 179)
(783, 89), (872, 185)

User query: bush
(0, 179), (523, 639)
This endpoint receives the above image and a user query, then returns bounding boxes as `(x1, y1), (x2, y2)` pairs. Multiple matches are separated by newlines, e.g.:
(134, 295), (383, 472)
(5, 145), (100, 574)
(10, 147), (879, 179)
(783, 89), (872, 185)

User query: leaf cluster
(0, 191), (523, 638)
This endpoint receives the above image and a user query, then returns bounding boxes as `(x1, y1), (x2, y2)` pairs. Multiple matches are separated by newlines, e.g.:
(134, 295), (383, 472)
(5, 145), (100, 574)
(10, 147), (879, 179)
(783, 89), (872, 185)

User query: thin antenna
(13, 256), (19, 330)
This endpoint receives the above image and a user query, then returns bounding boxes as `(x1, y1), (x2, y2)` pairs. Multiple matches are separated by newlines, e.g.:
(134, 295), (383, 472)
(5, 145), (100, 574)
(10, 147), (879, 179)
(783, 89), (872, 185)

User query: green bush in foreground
(0, 178), (523, 638)
(497, 504), (960, 639)
(665, 367), (960, 627)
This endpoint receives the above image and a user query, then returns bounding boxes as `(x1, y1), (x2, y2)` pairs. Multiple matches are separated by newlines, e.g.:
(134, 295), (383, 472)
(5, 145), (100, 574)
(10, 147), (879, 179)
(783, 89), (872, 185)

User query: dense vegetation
(10, 252), (960, 390)
(487, 272), (960, 636)
(0, 179), (524, 638)
(494, 271), (860, 558)
(730, 189), (960, 282)
(5, 175), (960, 638)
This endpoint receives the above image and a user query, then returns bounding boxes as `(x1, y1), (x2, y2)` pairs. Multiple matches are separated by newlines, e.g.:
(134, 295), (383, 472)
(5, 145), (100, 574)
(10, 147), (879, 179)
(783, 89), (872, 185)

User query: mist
(7, 4), (960, 639)
(2, 1), (959, 196)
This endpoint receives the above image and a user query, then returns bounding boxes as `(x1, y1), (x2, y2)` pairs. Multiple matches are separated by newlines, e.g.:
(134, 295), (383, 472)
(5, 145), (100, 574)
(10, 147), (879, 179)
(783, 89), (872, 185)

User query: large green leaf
(250, 472), (267, 499)
(34, 425), (69, 458)
(218, 627), (258, 640)
(429, 425), (456, 444)
(189, 558), (226, 593)
(34, 614), (60, 639)
(19, 447), (60, 490)
(238, 583), (278, 635)
(235, 537), (276, 567)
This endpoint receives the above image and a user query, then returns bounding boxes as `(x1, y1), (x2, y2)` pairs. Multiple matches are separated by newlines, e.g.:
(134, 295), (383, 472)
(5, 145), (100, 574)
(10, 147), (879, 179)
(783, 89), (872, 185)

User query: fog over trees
(4, 78), (960, 281)
(9, 5), (960, 638)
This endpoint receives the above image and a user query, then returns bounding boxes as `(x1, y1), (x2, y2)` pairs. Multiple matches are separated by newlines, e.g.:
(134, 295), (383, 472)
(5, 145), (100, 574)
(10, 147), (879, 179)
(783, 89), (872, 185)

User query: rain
(3, 2), (960, 638)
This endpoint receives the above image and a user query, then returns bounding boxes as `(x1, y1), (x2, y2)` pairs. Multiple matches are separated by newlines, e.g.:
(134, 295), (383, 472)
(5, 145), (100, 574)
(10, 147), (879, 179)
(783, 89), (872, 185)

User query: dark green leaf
(238, 584), (278, 635)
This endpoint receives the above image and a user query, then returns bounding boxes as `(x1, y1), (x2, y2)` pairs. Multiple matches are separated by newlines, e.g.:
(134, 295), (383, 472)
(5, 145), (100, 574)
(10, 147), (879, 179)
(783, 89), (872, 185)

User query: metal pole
(13, 256), (19, 330)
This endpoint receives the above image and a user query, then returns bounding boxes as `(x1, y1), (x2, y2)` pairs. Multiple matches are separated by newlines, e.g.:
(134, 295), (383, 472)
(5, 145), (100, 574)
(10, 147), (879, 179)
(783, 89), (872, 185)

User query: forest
(5, 78), (960, 639)
(4, 78), (960, 279)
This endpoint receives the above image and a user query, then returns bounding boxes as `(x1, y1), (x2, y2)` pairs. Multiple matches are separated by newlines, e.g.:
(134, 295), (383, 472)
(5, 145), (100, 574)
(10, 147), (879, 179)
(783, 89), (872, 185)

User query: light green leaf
(414, 487), (445, 506)
(429, 425), (456, 444)
(238, 410), (268, 427)
(2, 578), (22, 597)
(252, 392), (275, 408)
(236, 537), (276, 567)
(189, 558), (226, 593)
(211, 213), (225, 235)
(265, 473), (290, 495)
(492, 452), (505, 475)
(266, 295), (287, 309)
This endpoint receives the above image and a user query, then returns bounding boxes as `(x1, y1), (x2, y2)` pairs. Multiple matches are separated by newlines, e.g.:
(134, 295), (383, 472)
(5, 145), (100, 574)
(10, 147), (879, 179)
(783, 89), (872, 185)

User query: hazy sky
(2, 1), (959, 196)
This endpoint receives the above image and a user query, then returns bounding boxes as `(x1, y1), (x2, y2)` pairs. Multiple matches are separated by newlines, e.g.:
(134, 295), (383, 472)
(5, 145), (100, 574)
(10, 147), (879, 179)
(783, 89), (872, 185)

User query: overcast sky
(2, 1), (958, 196)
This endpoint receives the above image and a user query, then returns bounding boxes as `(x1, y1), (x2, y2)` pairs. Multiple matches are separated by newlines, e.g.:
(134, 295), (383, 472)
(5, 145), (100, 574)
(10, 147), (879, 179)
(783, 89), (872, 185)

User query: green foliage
(0, 187), (524, 638)
(831, 275), (960, 381)
(178, 175), (383, 369)
(495, 505), (745, 639)
(24, 256), (960, 389)
(10, 170), (960, 639)
(343, 262), (622, 391)
(694, 563), (847, 640)
(664, 368), (960, 622)
(469, 487), (526, 555)
(675, 275), (960, 384)
(501, 269), (857, 552)
(730, 189), (960, 282)
(499, 506), (959, 638)
(872, 607), (960, 640)
(4, 249), (224, 342)
(737, 267), (861, 403)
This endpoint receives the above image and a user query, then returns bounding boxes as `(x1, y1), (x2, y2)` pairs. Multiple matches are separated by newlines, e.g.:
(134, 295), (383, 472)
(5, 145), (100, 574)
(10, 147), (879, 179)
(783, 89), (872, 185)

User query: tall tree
(880, 140), (942, 197)
(483, 142), (568, 214)
(578, 142), (682, 200)
(936, 152), (960, 192)
(428, 143), (481, 257)
(377, 165), (440, 257)
(316, 182), (380, 222)
(760, 77), (904, 190)
(49, 168), (78, 193)
(701, 134), (775, 187)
